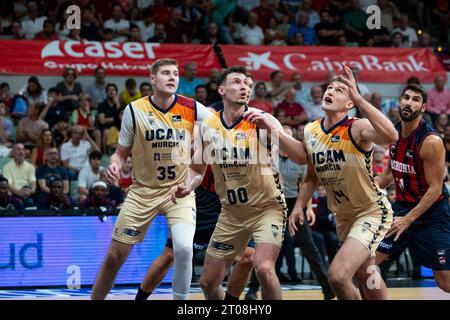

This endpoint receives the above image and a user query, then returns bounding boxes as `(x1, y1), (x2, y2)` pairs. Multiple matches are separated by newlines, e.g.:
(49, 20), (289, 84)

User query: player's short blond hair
(150, 58), (178, 75)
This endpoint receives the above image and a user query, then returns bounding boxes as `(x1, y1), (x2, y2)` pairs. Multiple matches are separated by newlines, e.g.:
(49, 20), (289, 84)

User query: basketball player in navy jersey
(362, 83), (450, 298)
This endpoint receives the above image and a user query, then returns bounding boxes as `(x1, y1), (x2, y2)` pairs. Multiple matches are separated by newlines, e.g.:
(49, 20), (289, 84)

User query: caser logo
(41, 40), (160, 60)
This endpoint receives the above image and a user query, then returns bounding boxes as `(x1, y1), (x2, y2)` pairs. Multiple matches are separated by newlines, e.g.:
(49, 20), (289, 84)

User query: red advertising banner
(0, 40), (221, 76)
(221, 45), (446, 83)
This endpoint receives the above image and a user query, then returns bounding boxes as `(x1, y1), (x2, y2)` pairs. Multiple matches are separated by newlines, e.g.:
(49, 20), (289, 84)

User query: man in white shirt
(78, 150), (104, 203)
(241, 12), (264, 45)
(21, 1), (46, 39)
(391, 15), (418, 48)
(60, 125), (100, 180)
(303, 86), (325, 121)
(136, 7), (155, 42)
(104, 5), (130, 42)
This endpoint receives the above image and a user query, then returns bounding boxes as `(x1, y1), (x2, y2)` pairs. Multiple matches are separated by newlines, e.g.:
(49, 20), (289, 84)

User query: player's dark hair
(218, 66), (249, 85)
(401, 83), (427, 103)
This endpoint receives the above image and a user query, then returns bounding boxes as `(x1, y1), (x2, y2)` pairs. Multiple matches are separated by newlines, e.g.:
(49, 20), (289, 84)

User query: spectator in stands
(209, 0), (236, 44)
(56, 68), (83, 114)
(388, 106), (401, 124)
(98, 84), (121, 153)
(147, 23), (167, 43)
(152, 0), (172, 25)
(350, 66), (370, 98)
(60, 125), (100, 181)
(179, 0), (202, 40)
(16, 102), (49, 150)
(72, 93), (101, 148)
(2, 143), (36, 207)
(241, 12), (265, 45)
(140, 82), (153, 97)
(315, 10), (345, 46)
(128, 24), (142, 42)
(178, 62), (204, 98)
(78, 150), (104, 204)
(119, 156), (133, 195)
(0, 83), (13, 110)
(31, 129), (55, 167)
(363, 23), (391, 47)
(0, 176), (24, 210)
(106, 107), (124, 153)
(21, 1), (46, 39)
(292, 73), (310, 107)
(10, 21), (25, 40)
(194, 85), (208, 106)
(378, 0), (402, 31)
(266, 70), (289, 108)
(104, 4), (130, 42)
(80, 6), (102, 41)
(288, 12), (317, 45)
(201, 22), (223, 45)
(0, 101), (13, 145)
(341, 0), (367, 44)
(103, 28), (115, 42)
(36, 147), (69, 196)
(18, 76), (48, 105)
(303, 86), (325, 121)
(275, 87), (309, 127)
(36, 177), (74, 210)
(312, 184), (340, 264)
(33, 19), (58, 40)
(165, 8), (188, 43)
(391, 31), (404, 48)
(52, 114), (69, 149)
(416, 31), (430, 48)
(426, 75), (450, 124)
(435, 113), (449, 138)
(85, 67), (107, 108)
(391, 15), (418, 48)
(119, 79), (141, 107)
(80, 180), (114, 209)
(251, 0), (275, 29)
(204, 68), (221, 105)
(67, 29), (82, 41)
(53, 6), (70, 40)
(297, 0), (320, 28)
(136, 7), (155, 42)
(39, 87), (65, 130)
(270, 28), (288, 46)
(248, 82), (273, 114)
(372, 145), (389, 176)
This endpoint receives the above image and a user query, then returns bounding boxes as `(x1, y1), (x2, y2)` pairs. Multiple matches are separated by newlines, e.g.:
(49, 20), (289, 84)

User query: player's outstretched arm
(243, 110), (308, 164)
(289, 156), (319, 236)
(337, 65), (398, 146)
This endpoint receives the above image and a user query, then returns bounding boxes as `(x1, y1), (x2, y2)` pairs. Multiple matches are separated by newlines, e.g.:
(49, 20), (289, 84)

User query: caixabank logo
(0, 233), (43, 270)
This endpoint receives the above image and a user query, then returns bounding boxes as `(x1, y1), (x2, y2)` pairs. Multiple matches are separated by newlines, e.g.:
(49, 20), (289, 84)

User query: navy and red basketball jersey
(390, 119), (448, 204)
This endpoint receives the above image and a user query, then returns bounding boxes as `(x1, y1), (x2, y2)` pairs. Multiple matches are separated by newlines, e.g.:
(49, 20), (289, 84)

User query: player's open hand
(170, 183), (191, 203)
(288, 206), (305, 237)
(105, 162), (120, 185)
(336, 64), (362, 103)
(385, 216), (414, 241)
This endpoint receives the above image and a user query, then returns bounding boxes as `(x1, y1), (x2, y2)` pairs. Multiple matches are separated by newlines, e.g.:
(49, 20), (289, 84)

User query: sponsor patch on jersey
(438, 250), (446, 256)
(331, 135), (341, 143)
(236, 132), (247, 140)
(211, 241), (234, 251)
(172, 115), (182, 122)
(123, 228), (141, 237)
(406, 150), (414, 158)
(439, 256), (446, 265)
(154, 153), (161, 161)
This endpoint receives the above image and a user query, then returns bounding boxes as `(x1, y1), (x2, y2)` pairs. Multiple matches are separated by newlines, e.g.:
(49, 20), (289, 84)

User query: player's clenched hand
(385, 216), (414, 241)
(105, 162), (120, 184)
(305, 207), (316, 226)
(288, 206), (305, 237)
(170, 183), (192, 203)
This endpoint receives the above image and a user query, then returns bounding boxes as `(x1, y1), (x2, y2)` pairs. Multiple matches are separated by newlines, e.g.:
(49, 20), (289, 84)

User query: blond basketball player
(171, 66), (287, 300)
(245, 65), (398, 300)
(91, 58), (211, 300)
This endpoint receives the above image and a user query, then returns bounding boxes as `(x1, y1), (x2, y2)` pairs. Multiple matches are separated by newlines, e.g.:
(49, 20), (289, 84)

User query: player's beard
(400, 107), (421, 122)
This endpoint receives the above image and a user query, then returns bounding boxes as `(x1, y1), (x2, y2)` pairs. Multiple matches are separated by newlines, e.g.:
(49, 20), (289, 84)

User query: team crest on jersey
(172, 115), (182, 122)
(147, 111), (155, 125)
(331, 135), (341, 143)
(406, 150), (414, 158)
(361, 222), (371, 233)
(438, 250), (446, 256)
(439, 256), (446, 264)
